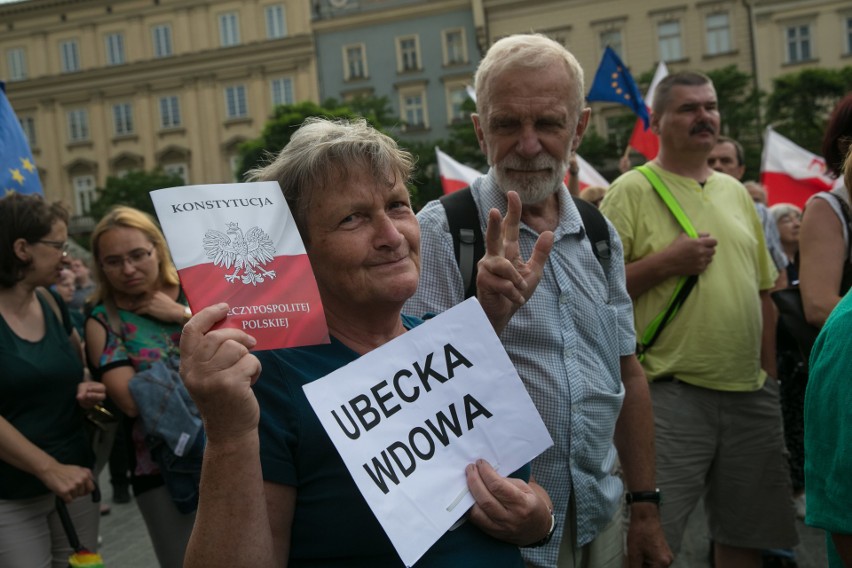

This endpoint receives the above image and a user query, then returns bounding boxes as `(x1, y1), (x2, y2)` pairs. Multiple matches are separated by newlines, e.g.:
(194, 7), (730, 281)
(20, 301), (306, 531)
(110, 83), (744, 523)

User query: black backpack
(439, 187), (611, 299)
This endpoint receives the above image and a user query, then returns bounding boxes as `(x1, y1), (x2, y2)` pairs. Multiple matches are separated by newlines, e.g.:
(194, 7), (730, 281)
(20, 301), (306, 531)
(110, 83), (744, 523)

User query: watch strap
(625, 489), (662, 505)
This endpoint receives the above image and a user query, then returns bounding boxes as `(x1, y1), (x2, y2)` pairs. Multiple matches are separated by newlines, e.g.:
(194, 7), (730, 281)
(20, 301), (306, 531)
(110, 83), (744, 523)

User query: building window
(163, 163), (188, 183)
(396, 35), (420, 72)
(152, 24), (173, 58)
(270, 77), (294, 107)
(657, 20), (683, 62)
(67, 109), (89, 142)
(600, 29), (624, 59)
(400, 88), (427, 130)
(105, 33), (125, 65)
(112, 103), (134, 136)
(19, 116), (36, 147)
(265, 5), (287, 39)
(344, 44), (367, 80)
(846, 17), (852, 55)
(159, 96), (181, 128)
(60, 40), (80, 73)
(225, 85), (248, 119)
(6, 48), (27, 81)
(73, 175), (96, 215)
(705, 13), (731, 55)
(219, 12), (241, 47)
(442, 29), (467, 65)
(786, 24), (812, 63)
(447, 85), (468, 123)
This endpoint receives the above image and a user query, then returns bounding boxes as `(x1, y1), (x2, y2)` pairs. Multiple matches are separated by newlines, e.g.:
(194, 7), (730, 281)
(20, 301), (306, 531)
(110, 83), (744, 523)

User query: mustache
(690, 122), (716, 135)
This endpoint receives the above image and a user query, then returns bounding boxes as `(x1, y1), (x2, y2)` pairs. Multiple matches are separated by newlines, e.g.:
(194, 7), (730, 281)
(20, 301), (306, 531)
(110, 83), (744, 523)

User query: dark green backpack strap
(440, 187), (484, 300)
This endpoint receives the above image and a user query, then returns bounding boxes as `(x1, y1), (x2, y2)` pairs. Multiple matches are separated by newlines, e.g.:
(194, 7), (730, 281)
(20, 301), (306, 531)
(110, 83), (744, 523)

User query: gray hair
(246, 117), (414, 236)
(474, 33), (585, 120)
(652, 71), (712, 116)
(769, 203), (802, 224)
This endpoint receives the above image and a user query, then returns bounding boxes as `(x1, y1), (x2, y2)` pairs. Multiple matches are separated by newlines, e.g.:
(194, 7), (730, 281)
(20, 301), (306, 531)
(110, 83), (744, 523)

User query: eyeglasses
(101, 247), (155, 273)
(38, 239), (69, 257)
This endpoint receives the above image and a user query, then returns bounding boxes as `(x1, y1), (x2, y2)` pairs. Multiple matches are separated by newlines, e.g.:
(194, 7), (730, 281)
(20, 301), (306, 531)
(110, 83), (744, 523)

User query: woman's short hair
(245, 117), (413, 238)
(823, 93), (852, 177)
(0, 193), (69, 288)
(474, 33), (585, 122)
(90, 205), (179, 303)
(769, 203), (802, 224)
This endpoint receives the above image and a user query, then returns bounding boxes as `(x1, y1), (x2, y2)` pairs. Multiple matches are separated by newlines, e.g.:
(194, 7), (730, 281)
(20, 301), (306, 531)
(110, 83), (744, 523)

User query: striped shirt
(405, 171), (635, 568)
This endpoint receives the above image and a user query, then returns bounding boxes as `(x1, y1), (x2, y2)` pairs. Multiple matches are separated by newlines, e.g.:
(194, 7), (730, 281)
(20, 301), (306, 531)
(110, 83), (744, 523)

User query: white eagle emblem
(203, 222), (277, 286)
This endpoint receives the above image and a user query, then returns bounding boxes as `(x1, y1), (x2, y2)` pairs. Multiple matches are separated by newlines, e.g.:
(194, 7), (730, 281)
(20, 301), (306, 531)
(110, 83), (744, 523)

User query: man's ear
(650, 111), (662, 136)
(472, 113), (488, 156)
(571, 107), (592, 153)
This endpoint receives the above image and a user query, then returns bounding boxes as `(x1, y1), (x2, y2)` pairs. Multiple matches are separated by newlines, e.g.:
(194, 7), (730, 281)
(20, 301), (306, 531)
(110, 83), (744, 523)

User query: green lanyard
(634, 165), (699, 362)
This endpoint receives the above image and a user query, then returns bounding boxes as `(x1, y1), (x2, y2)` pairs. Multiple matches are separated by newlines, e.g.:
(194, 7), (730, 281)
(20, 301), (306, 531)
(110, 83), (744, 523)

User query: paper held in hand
(150, 182), (330, 351)
(303, 298), (553, 566)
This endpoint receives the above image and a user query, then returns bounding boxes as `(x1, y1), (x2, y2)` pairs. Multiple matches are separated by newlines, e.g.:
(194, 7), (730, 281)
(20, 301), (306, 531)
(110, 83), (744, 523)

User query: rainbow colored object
(68, 551), (105, 567)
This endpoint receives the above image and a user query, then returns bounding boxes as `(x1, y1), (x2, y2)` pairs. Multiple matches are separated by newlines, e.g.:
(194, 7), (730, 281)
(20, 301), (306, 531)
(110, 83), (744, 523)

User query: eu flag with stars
(586, 47), (649, 129)
(1, 82), (43, 196)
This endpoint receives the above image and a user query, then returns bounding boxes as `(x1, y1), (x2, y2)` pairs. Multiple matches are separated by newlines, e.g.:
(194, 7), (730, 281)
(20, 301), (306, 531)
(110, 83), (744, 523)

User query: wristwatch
(522, 508), (557, 548)
(625, 489), (662, 506)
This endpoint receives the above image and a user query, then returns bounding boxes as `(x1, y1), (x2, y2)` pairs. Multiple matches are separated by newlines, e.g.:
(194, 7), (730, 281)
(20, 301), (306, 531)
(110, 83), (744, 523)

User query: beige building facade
(471, 0), (755, 142)
(1, 0), (317, 225)
(748, 0), (852, 92)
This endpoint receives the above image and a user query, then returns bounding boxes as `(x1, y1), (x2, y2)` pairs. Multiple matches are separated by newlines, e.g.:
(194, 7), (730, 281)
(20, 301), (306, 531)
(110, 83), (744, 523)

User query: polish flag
(436, 147), (483, 194)
(150, 182), (329, 351)
(760, 128), (834, 208)
(566, 154), (610, 190)
(628, 61), (669, 160)
(436, 147), (608, 195)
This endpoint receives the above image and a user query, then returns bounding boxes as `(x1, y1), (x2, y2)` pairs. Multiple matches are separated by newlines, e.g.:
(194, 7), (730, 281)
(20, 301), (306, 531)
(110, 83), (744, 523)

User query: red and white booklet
(150, 182), (329, 351)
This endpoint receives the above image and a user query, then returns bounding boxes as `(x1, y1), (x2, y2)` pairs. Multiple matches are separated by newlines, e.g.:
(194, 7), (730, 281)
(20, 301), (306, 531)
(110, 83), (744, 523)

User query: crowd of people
(1, 31), (850, 568)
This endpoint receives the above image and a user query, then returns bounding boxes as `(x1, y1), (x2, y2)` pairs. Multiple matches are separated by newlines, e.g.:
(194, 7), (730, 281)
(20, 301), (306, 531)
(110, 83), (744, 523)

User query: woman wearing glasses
(0, 192), (106, 566)
(85, 205), (196, 567)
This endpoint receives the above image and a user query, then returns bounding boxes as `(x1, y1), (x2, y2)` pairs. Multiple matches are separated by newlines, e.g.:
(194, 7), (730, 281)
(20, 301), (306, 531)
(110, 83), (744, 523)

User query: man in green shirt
(600, 71), (797, 567)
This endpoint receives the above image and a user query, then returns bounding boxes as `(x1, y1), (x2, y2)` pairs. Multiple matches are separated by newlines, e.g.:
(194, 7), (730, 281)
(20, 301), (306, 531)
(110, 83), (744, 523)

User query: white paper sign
(150, 182), (329, 351)
(303, 298), (553, 566)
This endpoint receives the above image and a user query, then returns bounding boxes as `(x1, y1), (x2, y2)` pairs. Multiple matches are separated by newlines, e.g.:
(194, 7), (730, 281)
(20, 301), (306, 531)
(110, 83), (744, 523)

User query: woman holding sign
(180, 118), (555, 567)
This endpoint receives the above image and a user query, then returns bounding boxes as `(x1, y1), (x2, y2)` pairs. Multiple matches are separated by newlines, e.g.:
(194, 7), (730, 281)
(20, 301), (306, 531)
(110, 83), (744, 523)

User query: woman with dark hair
(0, 192), (106, 567)
(85, 205), (197, 567)
(799, 93), (852, 328)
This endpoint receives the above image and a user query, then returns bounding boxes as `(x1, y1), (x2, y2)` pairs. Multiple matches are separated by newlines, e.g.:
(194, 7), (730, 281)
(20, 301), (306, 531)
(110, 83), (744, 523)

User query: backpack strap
(36, 286), (84, 364)
(633, 165), (700, 361)
(572, 196), (611, 263)
(440, 188), (612, 300)
(440, 187), (484, 300)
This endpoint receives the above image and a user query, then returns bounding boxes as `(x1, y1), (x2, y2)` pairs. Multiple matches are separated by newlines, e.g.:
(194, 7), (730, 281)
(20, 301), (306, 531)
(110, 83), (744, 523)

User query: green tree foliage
(705, 65), (762, 178)
(89, 169), (185, 222)
(765, 67), (852, 155)
(236, 100), (365, 181)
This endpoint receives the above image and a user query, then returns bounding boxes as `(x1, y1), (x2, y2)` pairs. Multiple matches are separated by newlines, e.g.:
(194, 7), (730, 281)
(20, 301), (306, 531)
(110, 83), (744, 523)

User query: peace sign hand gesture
(476, 191), (554, 334)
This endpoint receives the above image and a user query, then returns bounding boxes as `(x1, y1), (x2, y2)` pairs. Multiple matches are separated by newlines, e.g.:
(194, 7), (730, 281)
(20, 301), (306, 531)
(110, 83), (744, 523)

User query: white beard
(493, 153), (569, 205)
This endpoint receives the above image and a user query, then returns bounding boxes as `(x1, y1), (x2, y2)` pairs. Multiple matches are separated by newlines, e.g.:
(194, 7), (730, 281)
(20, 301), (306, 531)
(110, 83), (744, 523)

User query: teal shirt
(0, 290), (89, 499)
(805, 291), (852, 567)
(254, 315), (526, 567)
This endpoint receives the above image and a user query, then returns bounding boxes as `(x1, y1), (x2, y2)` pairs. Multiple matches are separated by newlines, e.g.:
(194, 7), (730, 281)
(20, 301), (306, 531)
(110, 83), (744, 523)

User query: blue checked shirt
(405, 171), (635, 568)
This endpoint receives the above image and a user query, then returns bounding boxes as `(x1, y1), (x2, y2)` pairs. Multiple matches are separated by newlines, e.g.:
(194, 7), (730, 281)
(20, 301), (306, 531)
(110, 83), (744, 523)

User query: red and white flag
(628, 61), (668, 160)
(150, 182), (329, 351)
(566, 154), (609, 190)
(436, 147), (483, 194)
(436, 147), (608, 195)
(760, 128), (833, 208)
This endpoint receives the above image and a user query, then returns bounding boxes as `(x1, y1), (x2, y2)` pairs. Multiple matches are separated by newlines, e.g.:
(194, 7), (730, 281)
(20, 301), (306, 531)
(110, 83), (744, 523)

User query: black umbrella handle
(55, 497), (82, 552)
